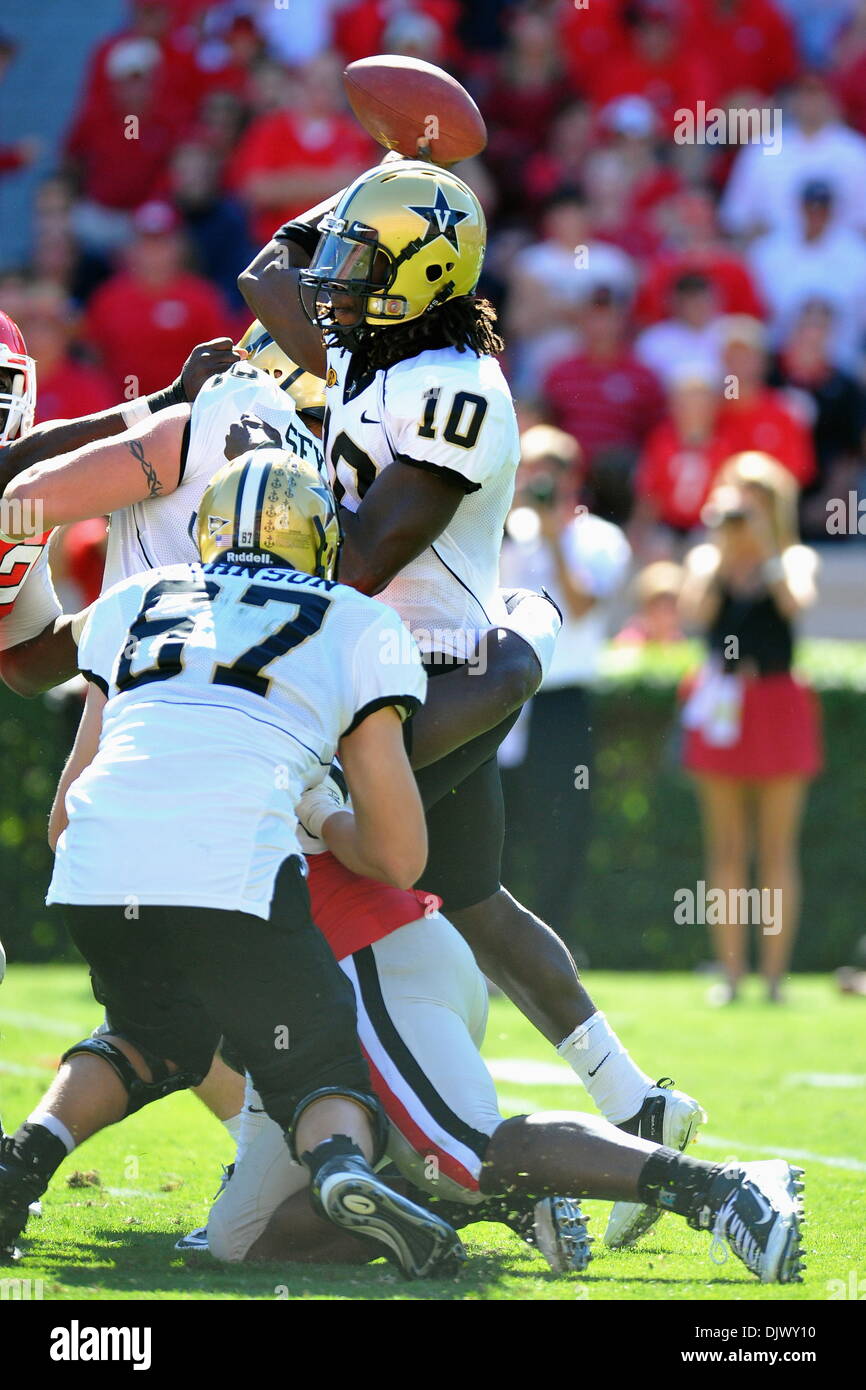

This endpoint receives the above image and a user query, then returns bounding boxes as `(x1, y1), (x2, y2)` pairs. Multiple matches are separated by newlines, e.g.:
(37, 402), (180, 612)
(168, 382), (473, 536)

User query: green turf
(1, 966), (864, 1301)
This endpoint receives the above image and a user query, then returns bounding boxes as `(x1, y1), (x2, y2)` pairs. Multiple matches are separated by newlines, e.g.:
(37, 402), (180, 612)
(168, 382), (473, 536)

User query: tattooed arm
(1, 406), (189, 537)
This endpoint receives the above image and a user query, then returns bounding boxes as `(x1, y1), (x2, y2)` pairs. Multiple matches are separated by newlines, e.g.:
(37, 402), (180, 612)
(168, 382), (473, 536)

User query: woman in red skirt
(679, 452), (822, 1004)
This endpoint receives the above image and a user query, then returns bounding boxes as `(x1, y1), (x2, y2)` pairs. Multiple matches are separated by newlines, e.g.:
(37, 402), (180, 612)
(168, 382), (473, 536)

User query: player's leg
(481, 1113), (805, 1284)
(408, 590), (560, 772)
(171, 858), (464, 1277)
(420, 756), (705, 1249)
(0, 908), (219, 1259)
(754, 775), (808, 1002)
(693, 772), (751, 1001)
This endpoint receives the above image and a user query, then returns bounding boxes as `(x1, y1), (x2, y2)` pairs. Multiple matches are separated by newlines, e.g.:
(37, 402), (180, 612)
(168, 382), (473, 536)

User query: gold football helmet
(299, 160), (486, 332)
(237, 320), (326, 420)
(197, 447), (340, 578)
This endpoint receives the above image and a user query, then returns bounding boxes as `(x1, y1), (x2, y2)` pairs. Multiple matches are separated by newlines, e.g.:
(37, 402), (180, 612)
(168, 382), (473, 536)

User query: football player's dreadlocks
(334, 294), (504, 375)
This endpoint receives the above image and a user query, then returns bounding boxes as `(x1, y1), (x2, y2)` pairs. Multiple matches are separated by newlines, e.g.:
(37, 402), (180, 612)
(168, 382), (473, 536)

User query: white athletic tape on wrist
(121, 397), (150, 429)
(296, 779), (347, 841)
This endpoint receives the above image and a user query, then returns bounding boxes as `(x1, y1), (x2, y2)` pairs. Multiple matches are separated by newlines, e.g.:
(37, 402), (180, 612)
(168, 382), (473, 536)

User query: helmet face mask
(197, 447), (341, 579)
(298, 162), (486, 350)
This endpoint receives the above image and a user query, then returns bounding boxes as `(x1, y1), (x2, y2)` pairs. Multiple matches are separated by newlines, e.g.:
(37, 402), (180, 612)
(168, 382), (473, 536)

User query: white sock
(557, 1012), (653, 1125)
(500, 589), (561, 681)
(27, 1110), (76, 1154)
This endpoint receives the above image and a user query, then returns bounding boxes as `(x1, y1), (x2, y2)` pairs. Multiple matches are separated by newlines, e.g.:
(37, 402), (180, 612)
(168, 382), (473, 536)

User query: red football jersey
(307, 850), (441, 961)
(0, 533), (52, 620)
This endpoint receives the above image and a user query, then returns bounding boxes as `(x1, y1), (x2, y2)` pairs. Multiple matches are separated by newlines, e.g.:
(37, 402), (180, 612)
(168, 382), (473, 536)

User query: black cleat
(312, 1153), (466, 1279)
(0, 1135), (47, 1262)
(692, 1159), (806, 1284)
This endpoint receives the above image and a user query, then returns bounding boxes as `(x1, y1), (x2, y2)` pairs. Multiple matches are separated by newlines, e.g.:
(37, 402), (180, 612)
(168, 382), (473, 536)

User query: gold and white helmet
(197, 447), (340, 578)
(300, 160), (485, 335)
(237, 319), (326, 421)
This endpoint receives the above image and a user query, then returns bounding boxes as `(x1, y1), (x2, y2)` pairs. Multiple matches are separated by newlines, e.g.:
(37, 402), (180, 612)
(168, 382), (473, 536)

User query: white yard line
(785, 1073), (866, 1089)
(0, 1059), (53, 1078)
(687, 1134), (865, 1174)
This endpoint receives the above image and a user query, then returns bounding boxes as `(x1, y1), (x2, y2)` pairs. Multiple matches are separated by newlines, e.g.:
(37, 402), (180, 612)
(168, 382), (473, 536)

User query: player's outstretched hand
(180, 338), (248, 402)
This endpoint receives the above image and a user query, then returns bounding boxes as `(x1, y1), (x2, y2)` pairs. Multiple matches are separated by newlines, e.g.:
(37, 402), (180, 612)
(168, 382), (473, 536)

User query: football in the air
(343, 54), (488, 166)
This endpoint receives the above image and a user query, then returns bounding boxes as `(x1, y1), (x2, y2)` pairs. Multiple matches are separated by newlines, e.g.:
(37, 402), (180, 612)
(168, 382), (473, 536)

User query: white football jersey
(0, 537), (61, 652)
(324, 344), (519, 657)
(49, 560), (425, 918)
(102, 364), (325, 590)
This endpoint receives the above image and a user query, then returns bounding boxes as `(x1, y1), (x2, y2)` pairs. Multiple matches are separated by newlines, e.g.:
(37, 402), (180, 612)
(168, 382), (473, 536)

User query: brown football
(344, 54), (487, 166)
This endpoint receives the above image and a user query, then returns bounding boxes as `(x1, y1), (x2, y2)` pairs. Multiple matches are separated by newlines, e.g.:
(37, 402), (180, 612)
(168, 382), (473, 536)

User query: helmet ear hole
(426, 264), (443, 282)
(445, 262), (455, 271)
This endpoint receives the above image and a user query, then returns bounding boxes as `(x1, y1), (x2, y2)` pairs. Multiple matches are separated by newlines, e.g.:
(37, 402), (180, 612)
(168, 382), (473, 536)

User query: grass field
(1, 965), (864, 1302)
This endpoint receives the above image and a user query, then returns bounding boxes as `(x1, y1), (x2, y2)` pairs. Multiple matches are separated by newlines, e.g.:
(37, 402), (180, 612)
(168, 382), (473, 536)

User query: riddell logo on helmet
(225, 550), (273, 565)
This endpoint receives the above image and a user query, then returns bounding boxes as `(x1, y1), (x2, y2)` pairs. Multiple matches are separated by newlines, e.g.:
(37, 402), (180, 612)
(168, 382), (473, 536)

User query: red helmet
(0, 310), (36, 444)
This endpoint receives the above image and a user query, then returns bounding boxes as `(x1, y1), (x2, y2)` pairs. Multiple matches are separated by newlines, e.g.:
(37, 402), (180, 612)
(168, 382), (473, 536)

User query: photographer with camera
(679, 451), (822, 1005)
(499, 425), (631, 950)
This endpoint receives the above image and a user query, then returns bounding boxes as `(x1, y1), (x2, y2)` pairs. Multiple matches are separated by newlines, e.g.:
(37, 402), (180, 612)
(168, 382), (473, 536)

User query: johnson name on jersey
(48, 560), (425, 919)
(324, 344), (519, 658)
(102, 363), (326, 592)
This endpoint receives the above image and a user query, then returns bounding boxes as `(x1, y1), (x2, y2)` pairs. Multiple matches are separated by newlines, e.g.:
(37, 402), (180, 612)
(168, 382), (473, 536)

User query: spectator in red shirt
(682, 0), (798, 102)
(479, 5), (572, 212)
(16, 283), (114, 425)
(227, 52), (374, 247)
(718, 316), (817, 487)
(557, 0), (629, 93)
(72, 0), (202, 132)
(523, 102), (593, 212)
(636, 190), (766, 326)
(542, 284), (665, 502)
(586, 0), (720, 131)
(64, 37), (182, 253)
(633, 363), (735, 548)
(333, 0), (460, 66)
(85, 200), (230, 398)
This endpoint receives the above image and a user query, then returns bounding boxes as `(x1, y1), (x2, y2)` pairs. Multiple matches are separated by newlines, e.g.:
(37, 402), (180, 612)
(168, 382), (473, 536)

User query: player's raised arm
(238, 221), (328, 380)
(0, 338), (240, 496)
(2, 406), (190, 537)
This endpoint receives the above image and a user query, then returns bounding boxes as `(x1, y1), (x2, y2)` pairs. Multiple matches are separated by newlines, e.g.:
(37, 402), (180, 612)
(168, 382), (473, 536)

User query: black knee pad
(61, 1037), (205, 1116)
(287, 1086), (389, 1165)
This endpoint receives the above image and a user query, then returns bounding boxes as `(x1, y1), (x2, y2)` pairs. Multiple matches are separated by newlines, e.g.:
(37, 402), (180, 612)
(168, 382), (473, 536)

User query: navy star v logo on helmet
(407, 186), (470, 251)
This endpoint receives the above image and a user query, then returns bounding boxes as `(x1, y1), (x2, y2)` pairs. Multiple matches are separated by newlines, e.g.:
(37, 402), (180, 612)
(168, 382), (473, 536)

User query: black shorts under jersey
(413, 661), (520, 912)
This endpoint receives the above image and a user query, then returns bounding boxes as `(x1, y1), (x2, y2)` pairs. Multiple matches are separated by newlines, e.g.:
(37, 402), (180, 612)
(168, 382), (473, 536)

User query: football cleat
(0, 1135), (47, 1262)
(692, 1160), (805, 1284)
(528, 1197), (593, 1274)
(484, 1192), (593, 1274)
(312, 1153), (466, 1279)
(605, 1078), (706, 1249)
(175, 1226), (209, 1254)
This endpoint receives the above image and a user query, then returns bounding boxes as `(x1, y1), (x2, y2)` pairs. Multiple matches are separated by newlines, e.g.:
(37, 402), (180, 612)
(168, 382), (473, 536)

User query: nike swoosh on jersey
(360, 410), (380, 425)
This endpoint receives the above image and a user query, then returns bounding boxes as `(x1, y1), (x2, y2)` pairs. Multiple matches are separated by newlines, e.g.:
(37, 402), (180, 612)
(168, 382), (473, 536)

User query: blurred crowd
(2, 0), (866, 569)
(0, 1), (861, 553)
